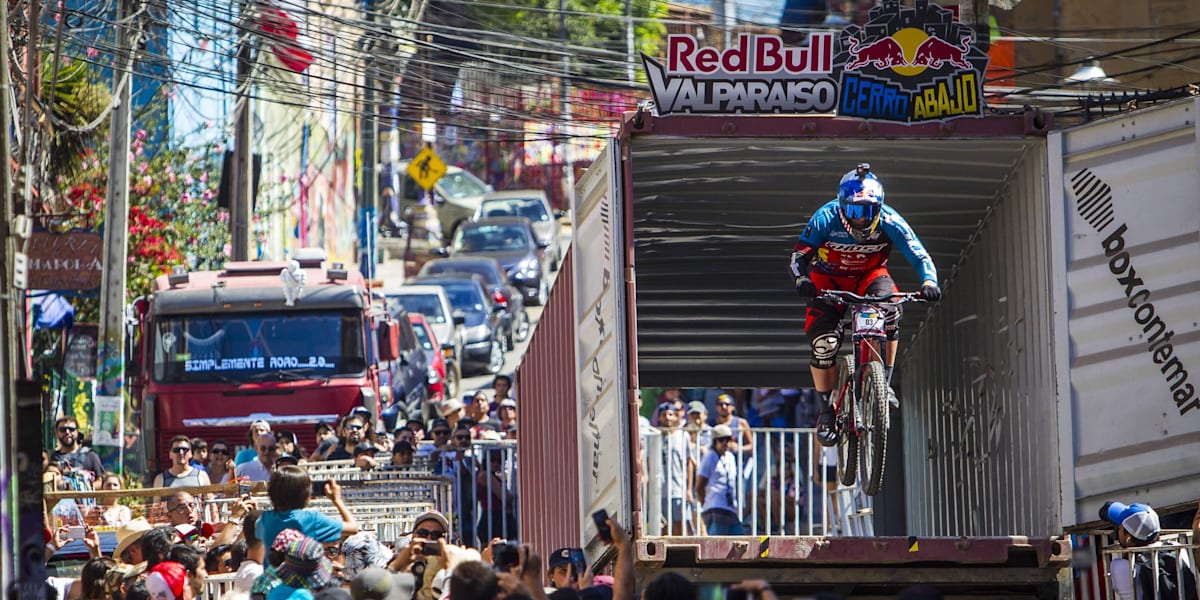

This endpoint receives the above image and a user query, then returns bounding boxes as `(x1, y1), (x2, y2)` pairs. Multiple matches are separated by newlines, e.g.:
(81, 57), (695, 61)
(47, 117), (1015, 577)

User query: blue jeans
(703, 509), (744, 535)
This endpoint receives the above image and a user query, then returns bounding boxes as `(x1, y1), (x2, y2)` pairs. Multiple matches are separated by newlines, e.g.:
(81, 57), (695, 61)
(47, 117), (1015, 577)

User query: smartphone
(67, 526), (86, 539)
(311, 481), (326, 498)
(492, 540), (521, 572)
(592, 509), (612, 543)
(422, 541), (441, 556)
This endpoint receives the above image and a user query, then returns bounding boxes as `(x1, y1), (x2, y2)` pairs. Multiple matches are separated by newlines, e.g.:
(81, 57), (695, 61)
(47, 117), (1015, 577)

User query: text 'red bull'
(667, 33), (834, 76)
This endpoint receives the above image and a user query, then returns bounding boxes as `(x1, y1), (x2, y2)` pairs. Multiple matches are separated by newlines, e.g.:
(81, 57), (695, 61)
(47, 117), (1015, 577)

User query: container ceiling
(630, 135), (1042, 389)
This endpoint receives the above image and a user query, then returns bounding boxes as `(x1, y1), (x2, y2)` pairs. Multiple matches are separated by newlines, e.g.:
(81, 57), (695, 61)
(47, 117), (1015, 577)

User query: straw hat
(113, 517), (153, 560)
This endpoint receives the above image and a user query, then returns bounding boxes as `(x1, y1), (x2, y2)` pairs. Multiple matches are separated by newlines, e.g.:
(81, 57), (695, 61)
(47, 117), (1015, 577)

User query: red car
(409, 313), (460, 404)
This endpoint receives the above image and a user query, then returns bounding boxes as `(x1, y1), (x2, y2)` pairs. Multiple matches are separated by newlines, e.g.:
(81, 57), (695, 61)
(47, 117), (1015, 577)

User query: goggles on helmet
(842, 202), (880, 221)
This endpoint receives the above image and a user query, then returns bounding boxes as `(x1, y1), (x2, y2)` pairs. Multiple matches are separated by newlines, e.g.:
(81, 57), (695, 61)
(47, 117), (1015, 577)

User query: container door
(1048, 97), (1200, 528)
(573, 140), (633, 557)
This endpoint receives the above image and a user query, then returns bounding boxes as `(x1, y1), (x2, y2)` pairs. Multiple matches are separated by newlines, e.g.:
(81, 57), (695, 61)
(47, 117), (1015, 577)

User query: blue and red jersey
(795, 199), (937, 283)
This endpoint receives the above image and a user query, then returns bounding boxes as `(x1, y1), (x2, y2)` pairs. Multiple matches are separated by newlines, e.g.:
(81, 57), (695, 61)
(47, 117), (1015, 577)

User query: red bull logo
(833, 0), (988, 123)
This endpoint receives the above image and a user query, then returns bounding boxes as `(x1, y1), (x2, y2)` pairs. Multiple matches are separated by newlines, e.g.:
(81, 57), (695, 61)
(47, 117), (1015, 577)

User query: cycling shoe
(816, 407), (838, 447)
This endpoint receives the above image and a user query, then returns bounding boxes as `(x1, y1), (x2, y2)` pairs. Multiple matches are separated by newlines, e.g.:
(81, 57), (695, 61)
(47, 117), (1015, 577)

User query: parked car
(448, 216), (552, 306)
(410, 312), (460, 409)
(392, 161), (492, 238)
(418, 257), (531, 348)
(377, 305), (429, 426)
(474, 189), (566, 271)
(48, 531), (117, 577)
(408, 274), (505, 375)
(384, 284), (466, 364)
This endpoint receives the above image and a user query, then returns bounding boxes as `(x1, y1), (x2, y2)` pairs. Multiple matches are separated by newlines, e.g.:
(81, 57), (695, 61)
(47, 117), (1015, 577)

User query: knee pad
(810, 332), (842, 369)
(883, 304), (902, 340)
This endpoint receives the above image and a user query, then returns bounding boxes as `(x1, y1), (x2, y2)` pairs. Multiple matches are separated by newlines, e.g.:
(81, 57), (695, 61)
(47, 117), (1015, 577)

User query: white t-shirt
(697, 450), (738, 514)
(235, 560), (264, 592)
(235, 459), (272, 482)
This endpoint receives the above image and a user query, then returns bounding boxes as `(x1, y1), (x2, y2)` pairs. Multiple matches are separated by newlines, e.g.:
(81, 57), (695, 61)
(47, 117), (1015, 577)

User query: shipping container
(513, 98), (1200, 596)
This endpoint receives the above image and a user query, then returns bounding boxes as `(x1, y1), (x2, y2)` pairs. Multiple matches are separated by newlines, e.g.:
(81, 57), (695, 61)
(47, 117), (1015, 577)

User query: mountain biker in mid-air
(789, 163), (941, 447)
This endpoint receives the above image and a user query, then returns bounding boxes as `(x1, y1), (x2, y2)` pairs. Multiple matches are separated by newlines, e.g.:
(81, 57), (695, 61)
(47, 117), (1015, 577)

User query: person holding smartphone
(387, 511), (451, 600)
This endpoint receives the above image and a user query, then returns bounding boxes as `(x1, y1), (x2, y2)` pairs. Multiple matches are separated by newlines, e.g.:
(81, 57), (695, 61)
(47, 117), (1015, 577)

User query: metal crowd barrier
(202, 573), (238, 600)
(437, 439), (519, 548)
(640, 426), (872, 537)
(1101, 532), (1198, 600)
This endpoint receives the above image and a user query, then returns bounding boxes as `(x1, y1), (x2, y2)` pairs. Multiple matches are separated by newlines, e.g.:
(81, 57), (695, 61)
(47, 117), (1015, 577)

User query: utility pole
(625, 0), (634, 85)
(558, 0), (575, 209)
(96, 0), (135, 453)
(231, 26), (254, 261)
(0, 0), (17, 587)
(357, 0), (377, 279)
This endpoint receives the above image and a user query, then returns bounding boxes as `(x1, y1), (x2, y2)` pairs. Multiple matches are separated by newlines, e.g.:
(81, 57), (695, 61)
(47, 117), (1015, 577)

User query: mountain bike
(820, 290), (924, 496)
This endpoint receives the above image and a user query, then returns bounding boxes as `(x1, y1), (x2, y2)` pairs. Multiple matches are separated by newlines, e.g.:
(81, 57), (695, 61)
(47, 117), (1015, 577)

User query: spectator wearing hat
(547, 548), (585, 590)
(711, 393), (754, 458)
(1101, 501), (1198, 600)
(656, 402), (695, 536)
(277, 431), (307, 465)
(324, 415), (369, 461)
(390, 441), (415, 467)
(439, 399), (466, 430)
(114, 518), (153, 565)
(309, 423), (337, 462)
(685, 401), (712, 457)
(146, 561), (191, 600)
(351, 567), (415, 600)
(497, 399), (517, 432)
(153, 436), (212, 490)
(353, 444), (380, 470)
(235, 420), (273, 466)
(425, 418), (452, 453)
(236, 432), (279, 482)
(339, 532), (391, 581)
(387, 511), (451, 600)
(276, 453), (301, 468)
(695, 424), (743, 535)
(270, 534), (338, 600)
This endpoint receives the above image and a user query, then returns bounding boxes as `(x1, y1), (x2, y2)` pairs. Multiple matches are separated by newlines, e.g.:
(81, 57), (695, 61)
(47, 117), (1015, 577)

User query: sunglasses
(345, 424), (364, 431)
(432, 430), (450, 436)
(211, 448), (229, 455)
(454, 434), (471, 441)
(172, 446), (192, 453)
(58, 426), (77, 433)
(260, 445), (278, 452)
(843, 202), (879, 221)
(414, 528), (445, 540)
(717, 402), (733, 407)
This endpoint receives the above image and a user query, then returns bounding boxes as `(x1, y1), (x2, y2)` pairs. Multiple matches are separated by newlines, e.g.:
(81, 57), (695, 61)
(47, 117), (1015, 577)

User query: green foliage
(465, 0), (667, 82)
(41, 55), (112, 181)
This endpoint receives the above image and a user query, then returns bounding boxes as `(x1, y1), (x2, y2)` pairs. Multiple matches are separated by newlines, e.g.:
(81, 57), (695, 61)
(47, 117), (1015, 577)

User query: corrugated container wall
(515, 246), (581, 553)
(901, 145), (1062, 537)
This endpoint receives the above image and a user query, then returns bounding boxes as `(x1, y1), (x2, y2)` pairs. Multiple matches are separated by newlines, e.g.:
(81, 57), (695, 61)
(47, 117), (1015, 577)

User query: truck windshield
(151, 310), (366, 383)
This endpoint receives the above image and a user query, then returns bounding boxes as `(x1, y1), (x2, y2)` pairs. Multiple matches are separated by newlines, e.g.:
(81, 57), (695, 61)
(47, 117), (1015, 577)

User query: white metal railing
(436, 439), (519, 547)
(639, 426), (872, 537)
(202, 573), (239, 600)
(1101, 532), (1197, 600)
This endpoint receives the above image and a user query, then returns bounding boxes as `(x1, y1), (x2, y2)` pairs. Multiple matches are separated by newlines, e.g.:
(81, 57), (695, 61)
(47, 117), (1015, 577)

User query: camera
(422, 540), (441, 556)
(492, 540), (521, 572)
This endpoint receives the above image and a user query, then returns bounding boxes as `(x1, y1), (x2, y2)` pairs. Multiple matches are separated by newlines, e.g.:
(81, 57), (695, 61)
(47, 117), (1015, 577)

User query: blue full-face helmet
(837, 166), (884, 240)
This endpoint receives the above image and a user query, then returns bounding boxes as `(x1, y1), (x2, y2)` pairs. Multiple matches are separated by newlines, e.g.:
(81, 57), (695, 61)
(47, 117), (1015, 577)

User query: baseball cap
(353, 443), (379, 457)
(712, 424), (734, 439)
(250, 419), (272, 431)
(548, 547), (583, 570)
(499, 398), (517, 409)
(411, 510), (450, 533)
(429, 418), (450, 432)
(687, 401), (706, 415)
(392, 441), (414, 454)
(351, 567), (416, 600)
(272, 528), (306, 553)
(276, 453), (300, 466)
(1100, 501), (1161, 542)
(656, 402), (677, 413)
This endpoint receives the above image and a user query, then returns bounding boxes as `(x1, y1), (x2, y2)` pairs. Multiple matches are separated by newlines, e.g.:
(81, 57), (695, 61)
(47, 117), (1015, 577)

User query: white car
(383, 284), (466, 366)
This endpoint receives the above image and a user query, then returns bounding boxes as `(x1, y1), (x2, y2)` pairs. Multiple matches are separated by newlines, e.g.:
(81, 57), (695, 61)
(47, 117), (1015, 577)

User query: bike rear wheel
(834, 355), (858, 487)
(858, 360), (889, 496)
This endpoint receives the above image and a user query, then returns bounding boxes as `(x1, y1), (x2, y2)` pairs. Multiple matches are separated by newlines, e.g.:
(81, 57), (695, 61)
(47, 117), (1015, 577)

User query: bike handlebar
(818, 290), (925, 305)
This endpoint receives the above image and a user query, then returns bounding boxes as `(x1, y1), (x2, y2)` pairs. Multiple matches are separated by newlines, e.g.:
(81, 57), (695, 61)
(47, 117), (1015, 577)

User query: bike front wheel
(858, 360), (889, 496)
(834, 355), (858, 487)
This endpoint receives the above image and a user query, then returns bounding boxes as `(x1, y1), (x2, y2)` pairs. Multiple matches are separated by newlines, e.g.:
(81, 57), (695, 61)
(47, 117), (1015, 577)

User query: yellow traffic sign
(407, 147), (447, 191)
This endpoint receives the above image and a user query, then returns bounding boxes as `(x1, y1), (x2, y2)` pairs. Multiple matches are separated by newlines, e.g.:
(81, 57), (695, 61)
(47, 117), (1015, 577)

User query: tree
(41, 54), (112, 182)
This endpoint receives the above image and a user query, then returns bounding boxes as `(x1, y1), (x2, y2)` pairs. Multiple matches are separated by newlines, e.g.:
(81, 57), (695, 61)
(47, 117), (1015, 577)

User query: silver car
(474, 189), (566, 271)
(383, 284), (466, 365)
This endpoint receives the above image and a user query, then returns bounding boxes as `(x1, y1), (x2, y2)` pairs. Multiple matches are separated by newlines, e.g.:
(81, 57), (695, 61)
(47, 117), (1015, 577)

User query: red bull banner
(641, 0), (988, 124)
(834, 0), (989, 122)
